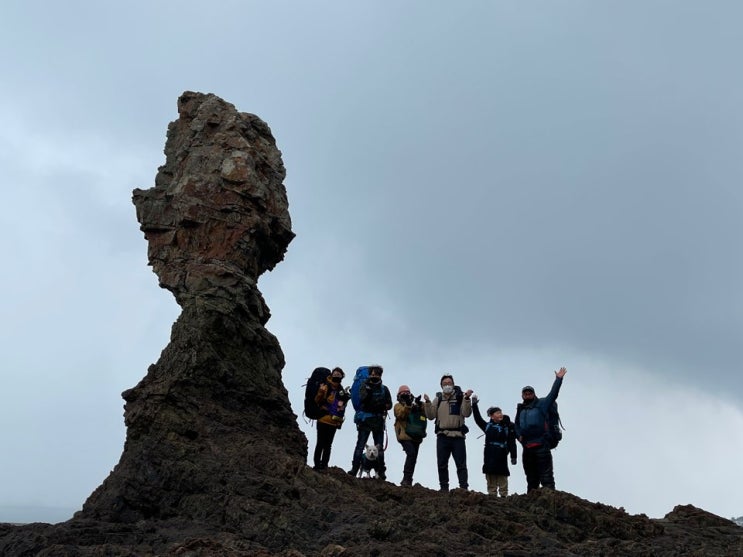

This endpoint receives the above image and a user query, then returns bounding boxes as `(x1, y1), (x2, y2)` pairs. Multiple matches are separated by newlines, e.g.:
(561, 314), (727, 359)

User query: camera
(398, 392), (414, 405)
(337, 386), (351, 402)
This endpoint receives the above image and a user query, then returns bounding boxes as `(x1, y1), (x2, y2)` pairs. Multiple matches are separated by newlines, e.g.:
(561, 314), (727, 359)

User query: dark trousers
(522, 445), (555, 491)
(436, 435), (468, 489)
(313, 422), (338, 469)
(351, 425), (385, 471)
(399, 440), (421, 484)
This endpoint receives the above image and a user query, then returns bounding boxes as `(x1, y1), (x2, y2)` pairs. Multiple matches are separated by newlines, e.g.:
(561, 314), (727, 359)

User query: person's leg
(522, 447), (540, 492)
(485, 474), (497, 494)
(536, 446), (555, 489)
(319, 423), (337, 468)
(371, 427), (386, 479)
(313, 426), (325, 469)
(452, 437), (468, 489)
(496, 475), (508, 496)
(349, 427), (371, 475)
(436, 435), (452, 491)
(400, 440), (419, 485)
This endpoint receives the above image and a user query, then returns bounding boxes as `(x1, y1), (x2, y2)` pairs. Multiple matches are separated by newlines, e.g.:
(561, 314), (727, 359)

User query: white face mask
(442, 385), (454, 395)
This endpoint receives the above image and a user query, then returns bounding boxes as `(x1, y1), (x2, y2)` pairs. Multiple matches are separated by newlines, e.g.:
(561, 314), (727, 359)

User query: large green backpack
(405, 408), (427, 440)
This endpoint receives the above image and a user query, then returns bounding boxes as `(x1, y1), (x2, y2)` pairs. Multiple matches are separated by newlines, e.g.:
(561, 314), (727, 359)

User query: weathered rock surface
(1, 92), (741, 556)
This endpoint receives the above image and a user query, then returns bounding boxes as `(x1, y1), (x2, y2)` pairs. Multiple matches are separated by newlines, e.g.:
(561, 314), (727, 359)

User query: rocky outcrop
(1, 92), (741, 556)
(79, 91), (306, 524)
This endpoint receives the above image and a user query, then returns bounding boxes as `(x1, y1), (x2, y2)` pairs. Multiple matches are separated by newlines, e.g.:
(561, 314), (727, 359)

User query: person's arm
(507, 418), (518, 463)
(384, 386), (392, 412)
(461, 389), (473, 417)
(543, 367), (567, 406)
(393, 402), (410, 421)
(423, 394), (437, 420)
(514, 404), (523, 441)
(471, 401), (487, 432)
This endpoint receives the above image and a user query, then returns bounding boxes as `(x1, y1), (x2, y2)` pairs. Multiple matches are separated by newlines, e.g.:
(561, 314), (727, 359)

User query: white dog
(358, 444), (381, 478)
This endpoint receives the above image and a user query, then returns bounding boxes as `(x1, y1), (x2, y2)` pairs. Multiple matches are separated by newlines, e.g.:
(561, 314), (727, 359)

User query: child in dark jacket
(472, 400), (517, 496)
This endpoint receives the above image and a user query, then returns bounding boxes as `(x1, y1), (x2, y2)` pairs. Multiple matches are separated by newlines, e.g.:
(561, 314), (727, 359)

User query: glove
(471, 394), (478, 404)
(511, 457), (517, 465)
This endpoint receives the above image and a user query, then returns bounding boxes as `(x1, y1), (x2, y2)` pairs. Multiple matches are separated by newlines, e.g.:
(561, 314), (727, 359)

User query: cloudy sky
(1, 1), (741, 523)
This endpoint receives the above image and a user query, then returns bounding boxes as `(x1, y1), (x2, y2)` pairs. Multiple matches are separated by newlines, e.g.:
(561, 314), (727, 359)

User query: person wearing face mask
(423, 374), (473, 492)
(312, 367), (349, 470)
(514, 367), (567, 491)
(348, 366), (392, 479)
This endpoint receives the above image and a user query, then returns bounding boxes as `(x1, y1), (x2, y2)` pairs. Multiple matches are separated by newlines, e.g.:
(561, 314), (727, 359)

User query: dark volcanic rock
(80, 91), (306, 526)
(1, 92), (742, 557)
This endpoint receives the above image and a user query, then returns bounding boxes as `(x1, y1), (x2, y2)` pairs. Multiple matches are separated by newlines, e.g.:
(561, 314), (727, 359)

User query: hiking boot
(439, 486), (449, 493)
(400, 478), (412, 487)
(347, 467), (358, 476)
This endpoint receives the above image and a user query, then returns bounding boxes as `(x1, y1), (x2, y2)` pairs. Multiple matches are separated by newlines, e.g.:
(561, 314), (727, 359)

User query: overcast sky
(1, 1), (741, 524)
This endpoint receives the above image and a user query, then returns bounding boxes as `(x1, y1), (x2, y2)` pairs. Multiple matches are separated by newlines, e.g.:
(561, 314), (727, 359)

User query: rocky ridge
(1, 92), (741, 556)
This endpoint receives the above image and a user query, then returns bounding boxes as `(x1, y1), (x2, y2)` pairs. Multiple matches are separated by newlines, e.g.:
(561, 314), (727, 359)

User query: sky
(0, 0), (741, 524)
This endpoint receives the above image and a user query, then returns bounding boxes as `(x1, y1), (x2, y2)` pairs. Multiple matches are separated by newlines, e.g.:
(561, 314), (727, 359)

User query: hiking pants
(522, 444), (555, 491)
(436, 435), (468, 490)
(313, 422), (338, 469)
(485, 474), (509, 496)
(399, 439), (421, 484)
(352, 425), (385, 472)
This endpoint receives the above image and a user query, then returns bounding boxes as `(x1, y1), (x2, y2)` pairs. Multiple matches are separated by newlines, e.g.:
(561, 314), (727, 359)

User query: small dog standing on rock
(358, 444), (382, 478)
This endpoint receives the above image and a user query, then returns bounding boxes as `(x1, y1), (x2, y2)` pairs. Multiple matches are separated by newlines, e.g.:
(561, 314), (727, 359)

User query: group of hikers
(305, 364), (567, 495)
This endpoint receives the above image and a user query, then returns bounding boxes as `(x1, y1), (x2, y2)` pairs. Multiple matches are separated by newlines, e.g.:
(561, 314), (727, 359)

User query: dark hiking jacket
(473, 403), (517, 475)
(515, 376), (563, 447)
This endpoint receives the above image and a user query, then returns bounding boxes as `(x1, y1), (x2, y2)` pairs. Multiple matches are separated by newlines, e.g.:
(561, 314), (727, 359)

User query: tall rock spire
(80, 92), (306, 523)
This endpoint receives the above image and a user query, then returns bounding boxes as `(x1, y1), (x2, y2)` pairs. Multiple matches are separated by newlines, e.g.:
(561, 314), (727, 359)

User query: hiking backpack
(350, 366), (371, 412)
(404, 408), (427, 440)
(546, 401), (564, 449)
(303, 367), (331, 420)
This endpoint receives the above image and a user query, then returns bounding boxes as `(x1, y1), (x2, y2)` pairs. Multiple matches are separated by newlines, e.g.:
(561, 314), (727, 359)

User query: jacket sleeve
(384, 386), (392, 411)
(314, 384), (327, 407)
(543, 376), (563, 407)
(424, 400), (437, 420)
(514, 404), (523, 439)
(394, 402), (410, 421)
(506, 418), (517, 459)
(461, 395), (472, 417)
(471, 402), (487, 432)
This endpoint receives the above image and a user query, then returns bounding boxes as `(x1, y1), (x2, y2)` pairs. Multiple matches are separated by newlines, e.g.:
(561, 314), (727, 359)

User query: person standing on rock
(471, 399), (517, 496)
(313, 367), (349, 470)
(393, 385), (427, 487)
(514, 367), (567, 492)
(423, 374), (473, 492)
(348, 366), (392, 479)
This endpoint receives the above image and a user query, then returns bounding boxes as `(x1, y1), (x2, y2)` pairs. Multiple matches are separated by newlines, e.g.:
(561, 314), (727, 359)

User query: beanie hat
(522, 385), (535, 393)
(397, 385), (411, 395)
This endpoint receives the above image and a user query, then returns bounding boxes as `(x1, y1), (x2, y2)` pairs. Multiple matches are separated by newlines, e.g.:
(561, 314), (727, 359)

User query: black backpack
(304, 367), (331, 420)
(546, 401), (564, 449)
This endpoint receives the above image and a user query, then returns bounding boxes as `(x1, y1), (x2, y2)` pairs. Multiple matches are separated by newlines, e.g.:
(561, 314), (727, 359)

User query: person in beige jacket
(423, 374), (473, 492)
(393, 385), (427, 487)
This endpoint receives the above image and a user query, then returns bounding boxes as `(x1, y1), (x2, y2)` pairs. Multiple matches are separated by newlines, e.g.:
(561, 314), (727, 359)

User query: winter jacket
(359, 379), (392, 415)
(472, 403), (517, 476)
(314, 377), (347, 428)
(515, 376), (563, 447)
(424, 387), (472, 438)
